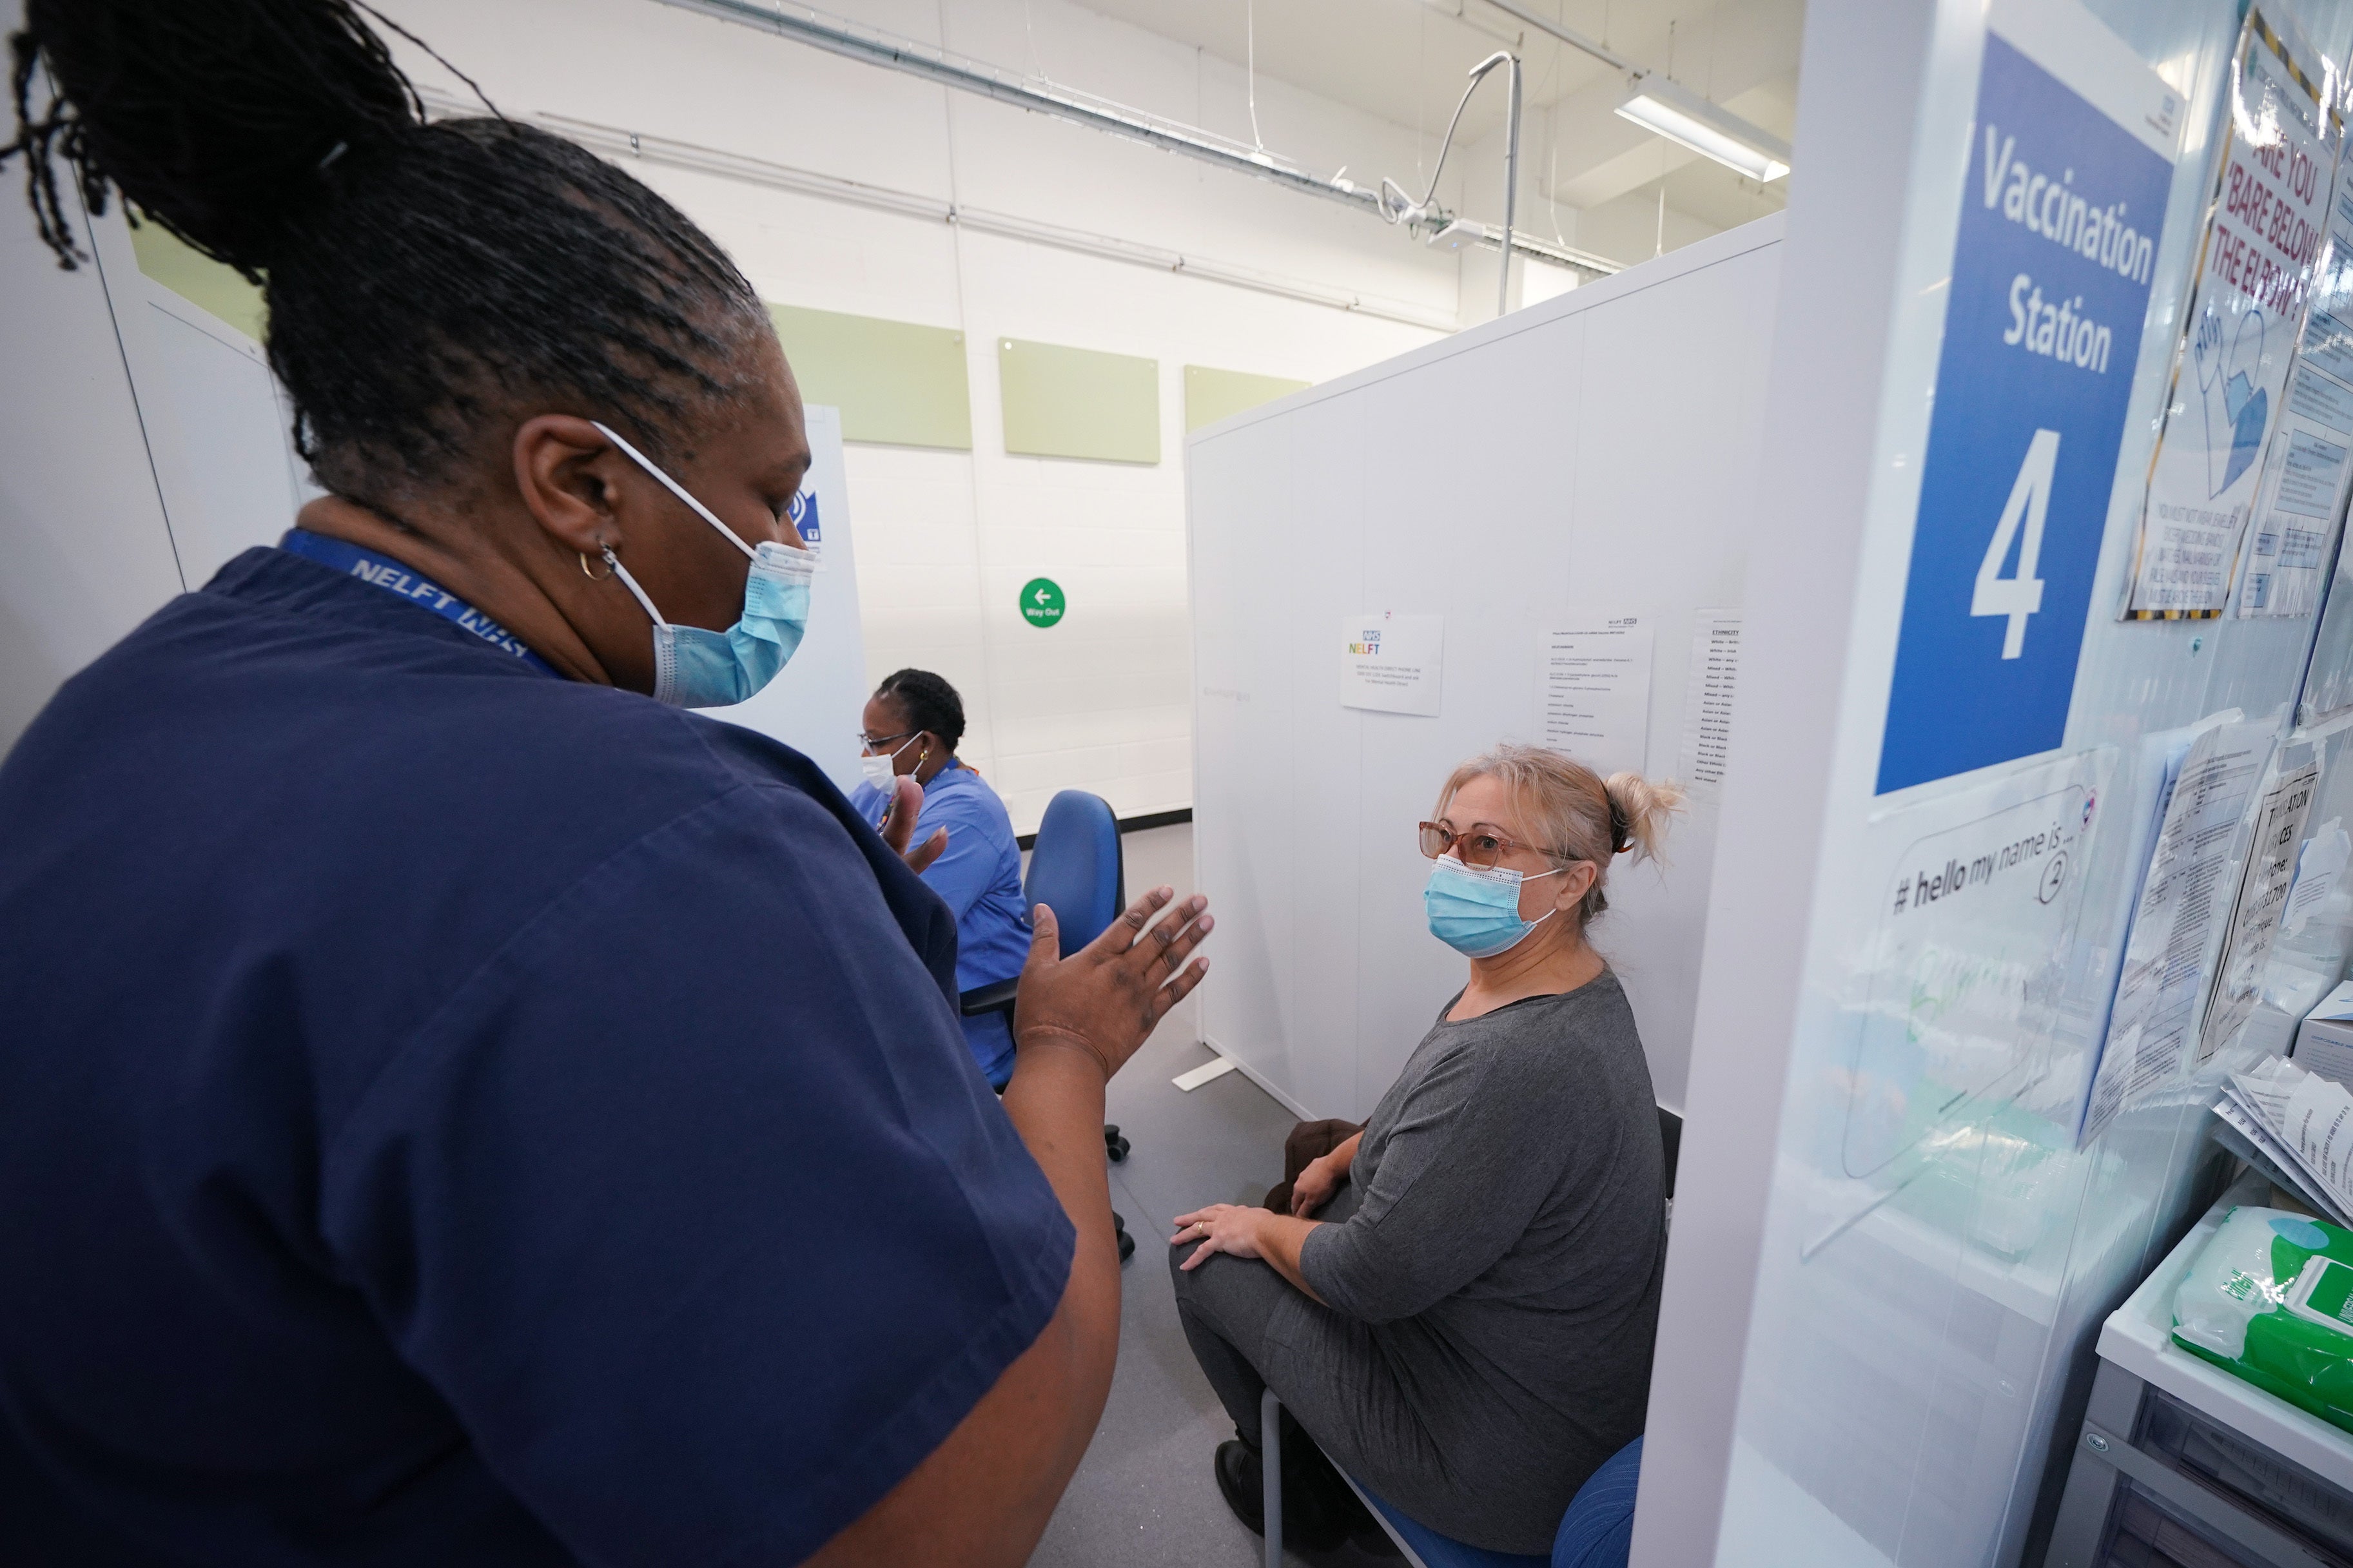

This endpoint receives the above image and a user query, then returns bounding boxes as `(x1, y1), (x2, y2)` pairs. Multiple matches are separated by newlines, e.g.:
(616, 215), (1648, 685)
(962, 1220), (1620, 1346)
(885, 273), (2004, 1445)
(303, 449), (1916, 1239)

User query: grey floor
(1026, 826), (1401, 1568)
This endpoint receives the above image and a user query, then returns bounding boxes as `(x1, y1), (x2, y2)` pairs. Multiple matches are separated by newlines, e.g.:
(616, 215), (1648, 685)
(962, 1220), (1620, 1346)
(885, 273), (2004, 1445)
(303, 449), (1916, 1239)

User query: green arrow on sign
(1020, 577), (1066, 628)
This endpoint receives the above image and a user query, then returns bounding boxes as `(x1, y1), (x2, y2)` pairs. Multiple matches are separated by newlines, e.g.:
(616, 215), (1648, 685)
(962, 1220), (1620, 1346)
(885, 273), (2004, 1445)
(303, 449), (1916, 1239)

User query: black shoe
(1210, 1438), (1353, 1552)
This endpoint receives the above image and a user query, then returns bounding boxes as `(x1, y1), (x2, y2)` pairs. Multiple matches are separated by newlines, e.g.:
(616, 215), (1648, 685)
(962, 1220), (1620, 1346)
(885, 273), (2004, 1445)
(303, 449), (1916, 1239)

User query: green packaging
(2172, 1205), (2353, 1435)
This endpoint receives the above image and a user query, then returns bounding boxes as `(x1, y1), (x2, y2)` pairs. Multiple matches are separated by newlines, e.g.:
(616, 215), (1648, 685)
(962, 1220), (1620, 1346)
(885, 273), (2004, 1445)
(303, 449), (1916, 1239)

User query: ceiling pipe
(1476, 0), (1637, 74)
(650, 0), (1620, 278)
(1498, 52), (1521, 318)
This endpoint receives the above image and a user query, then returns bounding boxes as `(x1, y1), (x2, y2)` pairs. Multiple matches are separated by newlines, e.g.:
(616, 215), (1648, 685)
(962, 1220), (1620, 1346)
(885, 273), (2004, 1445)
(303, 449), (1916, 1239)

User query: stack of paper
(2216, 1056), (2353, 1226)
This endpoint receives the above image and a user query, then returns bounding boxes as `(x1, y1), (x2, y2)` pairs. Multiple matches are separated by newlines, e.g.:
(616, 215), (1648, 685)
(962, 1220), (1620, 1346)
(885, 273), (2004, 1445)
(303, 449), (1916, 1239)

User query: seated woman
(1168, 743), (1679, 1555)
(849, 668), (1030, 1088)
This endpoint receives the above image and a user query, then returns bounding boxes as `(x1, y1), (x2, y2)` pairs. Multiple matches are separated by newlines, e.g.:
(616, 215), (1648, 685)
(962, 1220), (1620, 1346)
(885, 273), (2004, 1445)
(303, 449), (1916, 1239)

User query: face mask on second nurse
(859, 735), (918, 790)
(591, 420), (816, 708)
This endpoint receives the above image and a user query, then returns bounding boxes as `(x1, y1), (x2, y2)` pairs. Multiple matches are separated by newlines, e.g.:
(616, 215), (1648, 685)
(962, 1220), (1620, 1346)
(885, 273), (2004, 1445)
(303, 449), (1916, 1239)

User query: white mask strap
(591, 419), (757, 561)
(601, 548), (670, 630)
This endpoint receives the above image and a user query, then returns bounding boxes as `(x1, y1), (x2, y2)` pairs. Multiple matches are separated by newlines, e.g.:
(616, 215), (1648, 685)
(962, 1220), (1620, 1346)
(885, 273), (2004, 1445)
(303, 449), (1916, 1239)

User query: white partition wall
(1187, 217), (1782, 1119)
(1640, 3), (2353, 1566)
(0, 100), (184, 757)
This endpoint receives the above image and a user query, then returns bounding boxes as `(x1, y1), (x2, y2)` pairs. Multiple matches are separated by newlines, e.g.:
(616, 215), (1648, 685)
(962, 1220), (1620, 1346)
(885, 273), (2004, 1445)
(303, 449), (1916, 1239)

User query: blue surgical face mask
(591, 420), (815, 708)
(1423, 855), (1563, 958)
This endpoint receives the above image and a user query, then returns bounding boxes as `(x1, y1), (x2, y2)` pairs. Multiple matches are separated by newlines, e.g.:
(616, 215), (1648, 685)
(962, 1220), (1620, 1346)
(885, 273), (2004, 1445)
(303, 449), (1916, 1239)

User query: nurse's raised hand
(877, 773), (949, 873)
(1013, 887), (1212, 1082)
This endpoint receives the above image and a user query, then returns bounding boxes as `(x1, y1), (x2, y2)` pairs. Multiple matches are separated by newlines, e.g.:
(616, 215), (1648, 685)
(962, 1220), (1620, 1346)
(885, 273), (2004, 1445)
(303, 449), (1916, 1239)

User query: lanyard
(278, 530), (560, 678)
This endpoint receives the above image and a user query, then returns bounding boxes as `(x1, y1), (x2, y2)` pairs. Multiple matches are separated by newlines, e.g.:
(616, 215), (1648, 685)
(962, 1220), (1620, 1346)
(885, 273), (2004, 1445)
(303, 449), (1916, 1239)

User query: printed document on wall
(2200, 740), (2321, 1057)
(1677, 610), (1743, 795)
(2291, 186), (2353, 713)
(1534, 616), (1652, 775)
(2238, 131), (2353, 616)
(2126, 10), (2334, 618)
(2079, 714), (2274, 1144)
(1874, 9), (2176, 793)
(1340, 612), (1443, 717)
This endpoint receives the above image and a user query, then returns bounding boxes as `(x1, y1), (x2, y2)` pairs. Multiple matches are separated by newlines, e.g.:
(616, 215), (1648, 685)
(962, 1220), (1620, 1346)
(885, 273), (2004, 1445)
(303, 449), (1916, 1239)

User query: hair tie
(1607, 793), (1630, 855)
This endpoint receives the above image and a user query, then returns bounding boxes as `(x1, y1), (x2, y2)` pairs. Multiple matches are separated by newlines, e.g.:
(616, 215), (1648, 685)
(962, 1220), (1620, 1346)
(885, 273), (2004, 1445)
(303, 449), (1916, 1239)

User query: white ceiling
(1068, 0), (1804, 260)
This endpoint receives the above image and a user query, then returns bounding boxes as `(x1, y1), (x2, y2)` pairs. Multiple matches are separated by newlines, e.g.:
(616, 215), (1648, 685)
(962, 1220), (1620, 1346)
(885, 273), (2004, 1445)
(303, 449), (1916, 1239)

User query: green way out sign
(1020, 577), (1066, 628)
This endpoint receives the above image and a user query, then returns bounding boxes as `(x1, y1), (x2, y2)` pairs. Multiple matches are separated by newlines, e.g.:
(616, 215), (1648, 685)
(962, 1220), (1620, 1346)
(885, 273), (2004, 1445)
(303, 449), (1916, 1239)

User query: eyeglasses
(1418, 820), (1571, 871)
(857, 730), (917, 753)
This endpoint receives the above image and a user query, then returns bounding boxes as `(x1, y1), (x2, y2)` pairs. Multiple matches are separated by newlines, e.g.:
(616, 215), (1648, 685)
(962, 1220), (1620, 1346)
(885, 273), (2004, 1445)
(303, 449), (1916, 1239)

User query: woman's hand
(1289, 1155), (1341, 1217)
(1171, 1204), (1267, 1270)
(1013, 888), (1211, 1083)
(879, 775), (948, 873)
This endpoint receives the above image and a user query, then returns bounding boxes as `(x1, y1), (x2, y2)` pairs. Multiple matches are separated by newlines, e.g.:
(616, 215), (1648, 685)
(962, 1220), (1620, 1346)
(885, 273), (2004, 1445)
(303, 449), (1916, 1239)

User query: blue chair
(957, 789), (1126, 1019)
(1258, 1393), (1642, 1568)
(957, 791), (1136, 1253)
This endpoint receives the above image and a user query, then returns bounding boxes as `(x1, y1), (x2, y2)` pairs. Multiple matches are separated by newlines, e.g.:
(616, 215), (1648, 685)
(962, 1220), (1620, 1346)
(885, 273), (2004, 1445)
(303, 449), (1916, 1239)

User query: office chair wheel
(1113, 1210), (1135, 1264)
(1104, 1123), (1131, 1163)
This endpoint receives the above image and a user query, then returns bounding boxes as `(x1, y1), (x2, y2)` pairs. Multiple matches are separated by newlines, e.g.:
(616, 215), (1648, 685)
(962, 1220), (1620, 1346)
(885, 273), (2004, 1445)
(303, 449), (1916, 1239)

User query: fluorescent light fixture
(1616, 73), (1791, 182)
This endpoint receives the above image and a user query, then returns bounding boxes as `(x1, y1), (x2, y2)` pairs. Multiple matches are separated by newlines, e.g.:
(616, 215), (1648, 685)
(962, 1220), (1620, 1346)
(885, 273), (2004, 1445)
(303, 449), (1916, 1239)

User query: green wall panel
(766, 303), (972, 450)
(1184, 365), (1311, 432)
(999, 338), (1159, 464)
(130, 220), (266, 342)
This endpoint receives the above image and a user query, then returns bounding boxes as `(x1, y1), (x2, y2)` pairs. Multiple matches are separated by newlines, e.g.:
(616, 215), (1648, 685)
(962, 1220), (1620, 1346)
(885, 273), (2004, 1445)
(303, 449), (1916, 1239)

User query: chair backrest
(1024, 790), (1125, 955)
(1550, 1435), (1642, 1568)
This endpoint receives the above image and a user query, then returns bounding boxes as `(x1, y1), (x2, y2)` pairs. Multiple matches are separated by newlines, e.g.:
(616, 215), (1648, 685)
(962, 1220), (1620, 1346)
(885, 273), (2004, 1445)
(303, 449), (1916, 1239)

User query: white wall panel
(1189, 217), (1782, 1118)
(0, 76), (184, 758)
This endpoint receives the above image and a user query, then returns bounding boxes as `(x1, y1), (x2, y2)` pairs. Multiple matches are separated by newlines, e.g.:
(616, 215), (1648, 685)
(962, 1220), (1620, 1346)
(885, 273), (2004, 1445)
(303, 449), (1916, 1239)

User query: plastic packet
(2173, 1205), (2353, 1434)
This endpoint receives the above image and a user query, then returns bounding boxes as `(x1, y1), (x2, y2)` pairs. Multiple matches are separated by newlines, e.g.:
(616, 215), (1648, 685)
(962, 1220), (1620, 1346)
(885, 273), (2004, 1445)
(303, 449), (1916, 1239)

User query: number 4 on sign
(1973, 429), (2058, 659)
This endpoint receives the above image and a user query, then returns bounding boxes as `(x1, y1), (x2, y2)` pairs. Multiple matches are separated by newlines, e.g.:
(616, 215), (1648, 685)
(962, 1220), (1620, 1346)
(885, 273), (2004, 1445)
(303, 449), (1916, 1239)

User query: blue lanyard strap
(278, 530), (560, 678)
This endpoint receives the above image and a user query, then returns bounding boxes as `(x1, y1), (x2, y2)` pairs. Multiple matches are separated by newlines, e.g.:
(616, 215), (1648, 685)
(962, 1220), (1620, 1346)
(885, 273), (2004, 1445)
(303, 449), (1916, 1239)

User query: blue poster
(1876, 32), (2174, 794)
(788, 487), (822, 546)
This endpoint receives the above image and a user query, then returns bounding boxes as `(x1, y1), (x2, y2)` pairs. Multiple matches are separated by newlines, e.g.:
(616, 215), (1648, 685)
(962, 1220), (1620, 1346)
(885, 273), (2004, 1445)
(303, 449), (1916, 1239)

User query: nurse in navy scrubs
(0, 4), (1209, 1564)
(852, 670), (1031, 1088)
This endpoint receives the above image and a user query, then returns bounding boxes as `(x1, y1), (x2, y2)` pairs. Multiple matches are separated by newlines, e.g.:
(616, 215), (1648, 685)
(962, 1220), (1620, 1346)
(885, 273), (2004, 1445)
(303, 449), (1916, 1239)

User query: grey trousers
(1167, 1185), (1552, 1554)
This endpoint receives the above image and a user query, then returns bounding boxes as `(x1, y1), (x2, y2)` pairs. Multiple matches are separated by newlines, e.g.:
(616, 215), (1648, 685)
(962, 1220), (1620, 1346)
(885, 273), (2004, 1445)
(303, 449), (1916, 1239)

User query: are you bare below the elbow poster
(1876, 5), (2176, 796)
(2127, 12), (2336, 623)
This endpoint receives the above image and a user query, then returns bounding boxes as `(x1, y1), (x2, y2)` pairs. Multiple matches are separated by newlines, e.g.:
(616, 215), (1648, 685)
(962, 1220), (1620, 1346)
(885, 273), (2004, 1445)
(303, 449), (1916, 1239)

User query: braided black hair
(875, 669), (966, 752)
(2, 0), (770, 504)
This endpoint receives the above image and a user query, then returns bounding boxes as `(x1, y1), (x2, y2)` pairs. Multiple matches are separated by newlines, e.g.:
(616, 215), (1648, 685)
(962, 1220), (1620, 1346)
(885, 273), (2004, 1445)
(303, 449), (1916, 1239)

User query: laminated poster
(2198, 740), (2321, 1059)
(2079, 714), (2275, 1145)
(2126, 10), (2335, 619)
(2236, 142), (2353, 618)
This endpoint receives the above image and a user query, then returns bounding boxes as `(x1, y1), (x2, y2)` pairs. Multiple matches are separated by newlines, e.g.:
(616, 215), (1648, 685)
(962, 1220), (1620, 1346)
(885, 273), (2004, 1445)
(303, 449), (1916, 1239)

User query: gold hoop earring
(580, 551), (613, 581)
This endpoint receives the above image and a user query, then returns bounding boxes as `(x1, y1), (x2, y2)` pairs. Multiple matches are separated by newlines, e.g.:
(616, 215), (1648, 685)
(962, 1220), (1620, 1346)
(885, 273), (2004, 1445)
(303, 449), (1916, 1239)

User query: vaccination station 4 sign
(1848, 2), (2353, 1190)
(1875, 8), (2176, 797)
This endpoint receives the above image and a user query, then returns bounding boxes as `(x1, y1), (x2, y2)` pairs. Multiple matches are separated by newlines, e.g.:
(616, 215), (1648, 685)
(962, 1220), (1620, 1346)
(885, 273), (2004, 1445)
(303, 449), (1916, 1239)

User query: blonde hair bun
(1603, 771), (1686, 865)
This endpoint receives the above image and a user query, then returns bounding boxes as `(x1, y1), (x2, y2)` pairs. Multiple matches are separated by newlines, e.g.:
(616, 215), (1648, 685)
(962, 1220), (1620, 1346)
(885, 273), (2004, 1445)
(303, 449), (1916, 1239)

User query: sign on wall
(2128, 10), (2336, 621)
(1340, 610), (1444, 717)
(1875, 19), (2178, 795)
(1020, 576), (1066, 628)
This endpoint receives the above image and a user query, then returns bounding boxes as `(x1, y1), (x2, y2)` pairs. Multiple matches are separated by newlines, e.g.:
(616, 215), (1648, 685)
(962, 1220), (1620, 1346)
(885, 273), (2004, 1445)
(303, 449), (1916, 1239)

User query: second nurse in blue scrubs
(853, 670), (1031, 1088)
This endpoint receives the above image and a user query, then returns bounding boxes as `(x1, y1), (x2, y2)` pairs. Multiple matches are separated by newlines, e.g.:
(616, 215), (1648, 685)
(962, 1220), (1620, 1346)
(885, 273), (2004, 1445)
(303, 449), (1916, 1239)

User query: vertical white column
(1630, 1), (1944, 1562)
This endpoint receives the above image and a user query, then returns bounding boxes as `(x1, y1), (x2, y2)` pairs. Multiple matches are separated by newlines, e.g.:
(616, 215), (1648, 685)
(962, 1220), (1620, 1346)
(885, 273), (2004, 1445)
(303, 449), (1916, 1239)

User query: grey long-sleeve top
(1298, 971), (1665, 1481)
